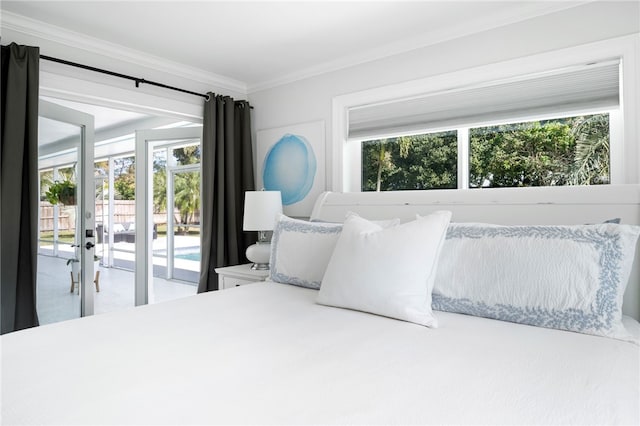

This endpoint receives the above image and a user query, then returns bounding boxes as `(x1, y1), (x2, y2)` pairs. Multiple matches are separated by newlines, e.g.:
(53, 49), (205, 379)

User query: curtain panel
(198, 94), (256, 293)
(1, 43), (40, 334)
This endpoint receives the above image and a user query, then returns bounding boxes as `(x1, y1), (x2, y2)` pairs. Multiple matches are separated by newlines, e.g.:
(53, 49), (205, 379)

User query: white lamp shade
(243, 191), (283, 231)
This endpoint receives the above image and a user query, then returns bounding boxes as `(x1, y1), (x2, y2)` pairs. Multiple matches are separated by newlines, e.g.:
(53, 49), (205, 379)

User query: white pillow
(269, 214), (400, 289)
(433, 222), (640, 340)
(269, 215), (342, 289)
(317, 211), (452, 327)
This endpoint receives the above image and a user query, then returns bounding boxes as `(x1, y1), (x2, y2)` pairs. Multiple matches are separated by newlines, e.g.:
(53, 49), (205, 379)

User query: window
(469, 114), (610, 188)
(348, 58), (621, 192)
(335, 36), (639, 192)
(360, 113), (610, 191)
(361, 131), (457, 191)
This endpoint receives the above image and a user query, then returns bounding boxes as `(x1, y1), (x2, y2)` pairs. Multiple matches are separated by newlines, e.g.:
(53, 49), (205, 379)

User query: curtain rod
(40, 54), (253, 108)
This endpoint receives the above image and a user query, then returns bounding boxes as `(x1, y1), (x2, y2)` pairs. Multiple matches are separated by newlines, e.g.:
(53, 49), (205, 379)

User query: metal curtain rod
(40, 54), (252, 108)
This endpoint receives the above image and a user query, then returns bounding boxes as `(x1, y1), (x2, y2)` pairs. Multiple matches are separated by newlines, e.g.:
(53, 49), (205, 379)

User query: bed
(2, 185), (640, 425)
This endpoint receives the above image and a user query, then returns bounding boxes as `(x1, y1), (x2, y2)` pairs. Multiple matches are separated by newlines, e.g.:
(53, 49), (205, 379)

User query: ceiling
(1, 1), (586, 91)
(39, 97), (153, 147)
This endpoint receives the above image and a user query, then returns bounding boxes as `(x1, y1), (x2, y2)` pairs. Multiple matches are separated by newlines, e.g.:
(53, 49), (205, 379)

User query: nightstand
(215, 264), (270, 290)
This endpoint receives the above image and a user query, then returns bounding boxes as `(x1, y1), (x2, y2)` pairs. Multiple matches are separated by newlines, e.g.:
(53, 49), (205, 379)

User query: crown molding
(1, 11), (248, 95)
(2, 2), (592, 96)
(247, 1), (591, 93)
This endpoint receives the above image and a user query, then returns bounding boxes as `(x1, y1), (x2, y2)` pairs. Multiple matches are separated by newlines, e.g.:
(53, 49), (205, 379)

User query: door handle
(85, 242), (95, 250)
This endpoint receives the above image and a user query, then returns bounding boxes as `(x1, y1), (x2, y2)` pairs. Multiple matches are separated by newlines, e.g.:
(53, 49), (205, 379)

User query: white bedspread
(2, 282), (639, 425)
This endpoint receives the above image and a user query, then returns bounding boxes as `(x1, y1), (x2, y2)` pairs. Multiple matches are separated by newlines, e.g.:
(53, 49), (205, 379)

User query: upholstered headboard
(310, 184), (640, 321)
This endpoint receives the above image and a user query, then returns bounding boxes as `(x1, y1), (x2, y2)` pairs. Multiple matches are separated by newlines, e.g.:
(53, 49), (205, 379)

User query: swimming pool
(175, 252), (201, 262)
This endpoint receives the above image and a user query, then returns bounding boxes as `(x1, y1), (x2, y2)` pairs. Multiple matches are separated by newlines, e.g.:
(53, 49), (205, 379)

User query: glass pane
(152, 148), (168, 277)
(37, 117), (82, 324)
(151, 144), (199, 304)
(93, 156), (138, 316)
(170, 170), (201, 283)
(94, 160), (109, 267)
(361, 131), (458, 191)
(39, 169), (55, 254)
(109, 155), (136, 270)
(172, 141), (200, 165)
(469, 113), (610, 188)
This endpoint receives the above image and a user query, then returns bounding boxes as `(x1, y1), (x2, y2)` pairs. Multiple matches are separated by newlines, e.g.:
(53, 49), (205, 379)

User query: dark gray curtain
(198, 94), (256, 292)
(1, 43), (40, 333)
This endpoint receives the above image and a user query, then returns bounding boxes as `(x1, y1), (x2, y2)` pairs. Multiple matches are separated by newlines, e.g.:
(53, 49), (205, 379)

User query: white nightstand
(215, 264), (270, 290)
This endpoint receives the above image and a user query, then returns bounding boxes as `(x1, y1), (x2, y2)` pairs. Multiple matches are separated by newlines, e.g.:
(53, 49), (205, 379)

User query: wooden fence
(40, 200), (199, 231)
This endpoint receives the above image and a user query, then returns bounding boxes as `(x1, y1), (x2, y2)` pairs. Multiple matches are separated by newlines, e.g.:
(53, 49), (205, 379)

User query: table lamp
(243, 190), (283, 270)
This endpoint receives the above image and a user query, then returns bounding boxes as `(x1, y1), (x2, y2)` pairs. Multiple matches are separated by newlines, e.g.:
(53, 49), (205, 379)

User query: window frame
(357, 110), (617, 191)
(331, 34), (638, 192)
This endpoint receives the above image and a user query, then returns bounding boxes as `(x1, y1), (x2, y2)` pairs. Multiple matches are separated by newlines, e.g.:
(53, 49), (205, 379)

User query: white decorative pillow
(270, 215), (342, 289)
(433, 222), (640, 339)
(317, 211), (452, 327)
(269, 214), (400, 289)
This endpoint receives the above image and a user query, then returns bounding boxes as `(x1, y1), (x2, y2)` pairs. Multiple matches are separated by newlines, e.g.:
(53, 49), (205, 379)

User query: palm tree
(570, 114), (610, 185)
(174, 171), (200, 234)
(371, 136), (411, 191)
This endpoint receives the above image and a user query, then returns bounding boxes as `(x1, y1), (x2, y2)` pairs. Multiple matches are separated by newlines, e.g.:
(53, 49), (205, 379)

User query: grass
(39, 230), (76, 244)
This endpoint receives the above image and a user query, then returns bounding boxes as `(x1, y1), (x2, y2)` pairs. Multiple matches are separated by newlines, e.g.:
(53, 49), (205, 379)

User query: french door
(37, 100), (95, 323)
(134, 127), (202, 305)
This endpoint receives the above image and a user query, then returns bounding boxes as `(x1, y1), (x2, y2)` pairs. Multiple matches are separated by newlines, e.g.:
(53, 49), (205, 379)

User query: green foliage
(113, 157), (135, 200)
(152, 147), (201, 232)
(173, 145), (200, 165)
(45, 179), (76, 205)
(570, 114), (610, 185)
(362, 132), (457, 191)
(361, 114), (610, 191)
(469, 120), (576, 187)
(153, 168), (167, 213)
(114, 173), (135, 200)
(174, 171), (201, 233)
(469, 114), (609, 187)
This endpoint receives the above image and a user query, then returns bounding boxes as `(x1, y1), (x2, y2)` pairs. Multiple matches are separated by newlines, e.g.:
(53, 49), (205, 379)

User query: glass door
(37, 100), (95, 324)
(134, 127), (202, 305)
(168, 166), (201, 282)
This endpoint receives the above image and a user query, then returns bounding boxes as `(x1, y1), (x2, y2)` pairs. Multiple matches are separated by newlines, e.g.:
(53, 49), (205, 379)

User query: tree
(469, 114), (609, 188)
(361, 113), (609, 191)
(173, 145), (200, 165)
(469, 120), (575, 188)
(174, 171), (201, 234)
(362, 132), (457, 191)
(153, 153), (167, 213)
(151, 147), (201, 233)
(570, 114), (610, 185)
(114, 172), (135, 200)
(113, 157), (135, 200)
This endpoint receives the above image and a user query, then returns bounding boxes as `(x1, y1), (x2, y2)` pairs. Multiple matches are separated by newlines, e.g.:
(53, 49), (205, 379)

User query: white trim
(39, 100), (96, 317)
(134, 127), (202, 306)
(40, 70), (204, 124)
(2, 11), (247, 95)
(457, 128), (469, 190)
(332, 34), (640, 192)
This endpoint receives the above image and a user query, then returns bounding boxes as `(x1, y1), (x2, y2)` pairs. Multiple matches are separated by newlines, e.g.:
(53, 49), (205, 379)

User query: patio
(37, 235), (200, 325)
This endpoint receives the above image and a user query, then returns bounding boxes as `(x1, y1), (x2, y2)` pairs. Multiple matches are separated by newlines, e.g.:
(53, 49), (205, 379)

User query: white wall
(248, 1), (640, 213)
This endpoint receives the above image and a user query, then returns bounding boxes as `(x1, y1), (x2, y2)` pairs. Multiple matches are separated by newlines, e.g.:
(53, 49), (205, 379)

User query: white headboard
(311, 184), (640, 321)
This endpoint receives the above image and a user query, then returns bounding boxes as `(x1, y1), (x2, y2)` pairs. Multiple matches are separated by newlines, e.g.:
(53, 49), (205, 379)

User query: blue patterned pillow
(269, 215), (342, 289)
(432, 223), (640, 339)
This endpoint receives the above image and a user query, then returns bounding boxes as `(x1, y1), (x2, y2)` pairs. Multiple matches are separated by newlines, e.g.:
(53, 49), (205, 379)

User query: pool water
(175, 252), (201, 261)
